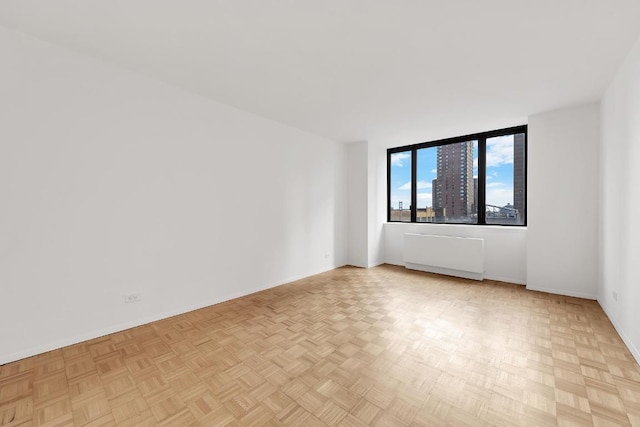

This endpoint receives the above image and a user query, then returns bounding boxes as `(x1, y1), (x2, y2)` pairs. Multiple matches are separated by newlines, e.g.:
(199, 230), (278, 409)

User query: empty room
(2, 1), (640, 426)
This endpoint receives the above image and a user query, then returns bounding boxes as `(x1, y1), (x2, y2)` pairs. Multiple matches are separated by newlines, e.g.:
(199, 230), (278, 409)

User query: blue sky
(390, 135), (516, 210)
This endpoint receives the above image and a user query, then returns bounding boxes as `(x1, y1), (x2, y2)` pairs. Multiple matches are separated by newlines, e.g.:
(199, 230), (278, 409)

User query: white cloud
(417, 192), (432, 207)
(486, 135), (514, 168)
(391, 152), (410, 167)
(399, 180), (431, 190)
(431, 168), (437, 174)
(486, 181), (511, 205)
(486, 188), (513, 207)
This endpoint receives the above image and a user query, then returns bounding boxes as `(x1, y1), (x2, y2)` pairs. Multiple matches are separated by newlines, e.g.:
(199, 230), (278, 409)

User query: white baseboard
(0, 265), (343, 366)
(406, 262), (483, 281)
(385, 259), (526, 285)
(483, 275), (526, 285)
(525, 285), (596, 300)
(598, 301), (640, 365)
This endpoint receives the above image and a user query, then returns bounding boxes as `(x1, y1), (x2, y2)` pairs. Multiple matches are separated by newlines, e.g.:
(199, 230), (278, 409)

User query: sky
(390, 135), (518, 211)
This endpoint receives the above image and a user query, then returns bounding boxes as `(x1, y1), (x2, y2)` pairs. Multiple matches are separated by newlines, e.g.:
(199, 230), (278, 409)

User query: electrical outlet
(324, 253), (329, 259)
(124, 293), (141, 304)
(613, 291), (618, 301)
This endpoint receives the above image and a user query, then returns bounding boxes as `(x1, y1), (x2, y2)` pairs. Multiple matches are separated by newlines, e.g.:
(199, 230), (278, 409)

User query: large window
(388, 125), (527, 226)
(389, 150), (412, 222)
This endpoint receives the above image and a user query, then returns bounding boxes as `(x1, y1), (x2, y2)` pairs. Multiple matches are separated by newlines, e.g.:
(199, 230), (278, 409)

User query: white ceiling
(2, 1), (640, 145)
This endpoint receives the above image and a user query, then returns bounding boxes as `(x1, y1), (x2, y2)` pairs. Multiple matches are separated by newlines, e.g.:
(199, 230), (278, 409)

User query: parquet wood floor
(2, 265), (640, 426)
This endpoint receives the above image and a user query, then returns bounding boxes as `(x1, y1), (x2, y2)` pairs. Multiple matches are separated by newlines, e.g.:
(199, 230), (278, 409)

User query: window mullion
(387, 151), (392, 222)
(411, 148), (417, 222)
(478, 137), (487, 225)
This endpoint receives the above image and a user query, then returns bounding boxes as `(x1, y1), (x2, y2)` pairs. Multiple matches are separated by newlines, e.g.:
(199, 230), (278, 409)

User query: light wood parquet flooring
(2, 265), (640, 426)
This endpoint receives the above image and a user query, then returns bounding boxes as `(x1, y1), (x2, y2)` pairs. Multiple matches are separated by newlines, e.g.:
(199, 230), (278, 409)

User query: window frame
(387, 125), (527, 226)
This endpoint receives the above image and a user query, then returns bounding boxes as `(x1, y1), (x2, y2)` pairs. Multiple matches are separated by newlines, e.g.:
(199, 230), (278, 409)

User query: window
(417, 141), (478, 224)
(387, 126), (527, 226)
(389, 151), (412, 222)
(485, 133), (526, 225)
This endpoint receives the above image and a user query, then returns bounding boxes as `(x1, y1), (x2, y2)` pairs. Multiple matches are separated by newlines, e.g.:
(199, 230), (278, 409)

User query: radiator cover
(404, 233), (484, 281)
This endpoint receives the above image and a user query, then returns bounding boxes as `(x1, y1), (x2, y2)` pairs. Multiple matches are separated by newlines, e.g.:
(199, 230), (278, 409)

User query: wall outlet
(613, 291), (618, 301)
(124, 293), (141, 304)
(324, 253), (330, 259)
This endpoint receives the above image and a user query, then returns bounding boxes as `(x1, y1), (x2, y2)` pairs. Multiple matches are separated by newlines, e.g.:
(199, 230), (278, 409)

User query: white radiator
(404, 233), (484, 280)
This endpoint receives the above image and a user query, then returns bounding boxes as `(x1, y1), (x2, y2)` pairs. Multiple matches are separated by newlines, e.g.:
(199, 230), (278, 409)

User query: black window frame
(387, 125), (527, 226)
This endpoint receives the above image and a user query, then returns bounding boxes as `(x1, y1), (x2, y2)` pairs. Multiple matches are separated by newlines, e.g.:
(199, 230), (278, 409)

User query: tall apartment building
(513, 133), (526, 220)
(432, 141), (475, 221)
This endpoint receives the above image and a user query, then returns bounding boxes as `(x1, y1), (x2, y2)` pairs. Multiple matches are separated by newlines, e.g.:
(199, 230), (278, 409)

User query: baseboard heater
(404, 233), (484, 281)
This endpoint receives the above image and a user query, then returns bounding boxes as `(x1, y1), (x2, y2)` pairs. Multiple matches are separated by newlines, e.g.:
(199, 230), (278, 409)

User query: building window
(387, 125), (527, 226)
(389, 150), (412, 222)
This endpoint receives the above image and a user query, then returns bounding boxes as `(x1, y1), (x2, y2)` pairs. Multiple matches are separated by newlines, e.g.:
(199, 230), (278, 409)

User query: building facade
(432, 141), (475, 222)
(513, 133), (526, 221)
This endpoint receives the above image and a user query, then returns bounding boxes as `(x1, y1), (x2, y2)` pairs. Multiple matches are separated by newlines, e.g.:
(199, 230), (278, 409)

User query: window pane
(419, 141), (478, 224)
(389, 150), (412, 222)
(485, 133), (526, 225)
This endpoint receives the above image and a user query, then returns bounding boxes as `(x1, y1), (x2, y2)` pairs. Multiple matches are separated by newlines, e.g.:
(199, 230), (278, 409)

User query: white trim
(599, 301), (640, 365)
(406, 263), (483, 281)
(0, 265), (343, 365)
(525, 285), (596, 300)
(384, 260), (526, 285)
(484, 275), (526, 285)
(384, 259), (405, 268)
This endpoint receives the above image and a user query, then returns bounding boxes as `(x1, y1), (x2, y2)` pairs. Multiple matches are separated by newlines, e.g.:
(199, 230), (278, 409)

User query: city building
(416, 206), (436, 222)
(513, 132), (526, 221)
(432, 141), (475, 222)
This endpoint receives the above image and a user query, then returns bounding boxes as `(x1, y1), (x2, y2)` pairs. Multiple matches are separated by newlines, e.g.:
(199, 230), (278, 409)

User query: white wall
(526, 103), (600, 299)
(367, 142), (387, 267)
(346, 140), (387, 268)
(599, 34), (640, 362)
(384, 223), (527, 284)
(347, 141), (368, 267)
(0, 27), (347, 364)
